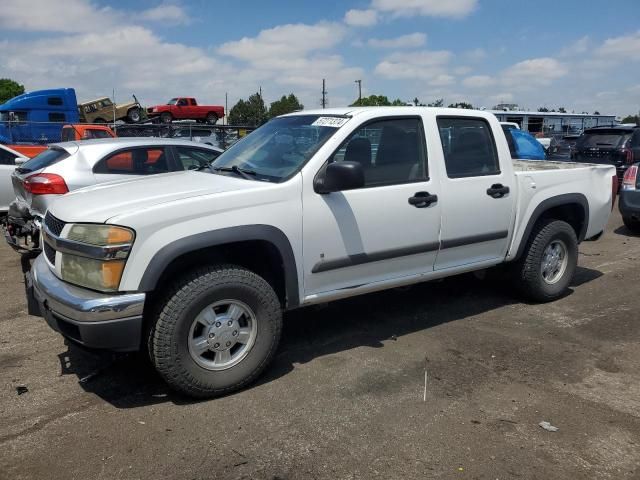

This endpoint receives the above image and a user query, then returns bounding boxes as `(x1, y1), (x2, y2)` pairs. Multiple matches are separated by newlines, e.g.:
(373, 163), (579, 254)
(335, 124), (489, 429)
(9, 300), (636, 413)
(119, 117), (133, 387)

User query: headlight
(59, 224), (135, 292)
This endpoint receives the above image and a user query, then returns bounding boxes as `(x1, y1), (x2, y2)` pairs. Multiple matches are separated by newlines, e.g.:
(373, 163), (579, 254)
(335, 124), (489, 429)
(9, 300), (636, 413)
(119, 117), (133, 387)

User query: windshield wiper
(213, 165), (257, 180)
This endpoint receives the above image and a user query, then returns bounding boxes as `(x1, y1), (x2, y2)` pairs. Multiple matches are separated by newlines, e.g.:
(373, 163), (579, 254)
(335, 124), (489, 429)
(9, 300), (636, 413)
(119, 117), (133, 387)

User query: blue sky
(1, 0), (639, 116)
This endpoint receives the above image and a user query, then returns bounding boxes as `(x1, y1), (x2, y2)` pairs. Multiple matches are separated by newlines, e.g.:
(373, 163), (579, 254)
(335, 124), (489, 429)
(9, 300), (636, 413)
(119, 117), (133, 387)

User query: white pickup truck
(28, 107), (617, 398)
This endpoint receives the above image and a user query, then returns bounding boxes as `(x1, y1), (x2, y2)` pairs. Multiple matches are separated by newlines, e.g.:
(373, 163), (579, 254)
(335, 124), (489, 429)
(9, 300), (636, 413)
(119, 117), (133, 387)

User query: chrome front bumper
(30, 254), (146, 351)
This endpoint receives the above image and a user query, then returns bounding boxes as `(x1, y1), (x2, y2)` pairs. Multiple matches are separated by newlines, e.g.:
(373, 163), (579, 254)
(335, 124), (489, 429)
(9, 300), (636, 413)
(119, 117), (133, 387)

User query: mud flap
(24, 272), (42, 317)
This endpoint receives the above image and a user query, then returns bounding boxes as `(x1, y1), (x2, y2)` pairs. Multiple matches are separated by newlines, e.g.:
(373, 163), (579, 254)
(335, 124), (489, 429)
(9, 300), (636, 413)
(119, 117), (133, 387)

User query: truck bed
(512, 159), (608, 172)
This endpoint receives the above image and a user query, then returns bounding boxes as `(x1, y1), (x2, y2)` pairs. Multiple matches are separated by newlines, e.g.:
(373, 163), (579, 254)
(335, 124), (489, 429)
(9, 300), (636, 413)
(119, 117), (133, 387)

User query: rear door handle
(486, 184), (510, 199)
(408, 191), (438, 208)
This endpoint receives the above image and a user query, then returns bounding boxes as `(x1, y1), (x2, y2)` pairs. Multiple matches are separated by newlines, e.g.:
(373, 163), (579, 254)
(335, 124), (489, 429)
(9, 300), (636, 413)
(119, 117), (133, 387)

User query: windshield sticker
(311, 117), (349, 128)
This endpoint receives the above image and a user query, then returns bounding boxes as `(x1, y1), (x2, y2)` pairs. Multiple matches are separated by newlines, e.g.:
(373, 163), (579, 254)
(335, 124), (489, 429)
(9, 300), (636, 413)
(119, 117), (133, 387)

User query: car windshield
(211, 115), (348, 182)
(579, 131), (632, 147)
(167, 98), (178, 105)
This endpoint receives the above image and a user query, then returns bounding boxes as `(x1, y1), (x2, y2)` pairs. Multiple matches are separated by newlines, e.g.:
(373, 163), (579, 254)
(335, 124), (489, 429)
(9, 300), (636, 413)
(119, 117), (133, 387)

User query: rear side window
(47, 97), (63, 106)
(48, 112), (66, 122)
(437, 117), (500, 178)
(18, 148), (70, 173)
(85, 129), (112, 139)
(94, 147), (169, 175)
(0, 148), (18, 165)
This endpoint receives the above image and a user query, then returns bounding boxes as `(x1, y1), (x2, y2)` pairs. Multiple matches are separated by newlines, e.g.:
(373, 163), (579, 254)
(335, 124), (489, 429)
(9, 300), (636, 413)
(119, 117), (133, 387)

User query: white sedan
(0, 144), (28, 213)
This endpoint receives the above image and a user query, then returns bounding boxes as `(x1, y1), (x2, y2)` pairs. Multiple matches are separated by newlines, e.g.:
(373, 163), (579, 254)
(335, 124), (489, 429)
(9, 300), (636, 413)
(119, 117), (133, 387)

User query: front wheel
(206, 112), (218, 124)
(127, 108), (141, 123)
(511, 219), (578, 302)
(150, 265), (282, 398)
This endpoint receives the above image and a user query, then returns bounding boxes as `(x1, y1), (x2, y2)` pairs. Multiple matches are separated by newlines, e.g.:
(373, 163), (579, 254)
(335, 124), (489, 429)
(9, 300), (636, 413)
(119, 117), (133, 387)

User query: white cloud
(375, 50), (454, 85)
(464, 48), (487, 62)
(595, 31), (640, 60)
(371, 0), (478, 18)
(140, 3), (190, 25)
(368, 33), (426, 49)
(219, 22), (345, 63)
(0, 0), (120, 33)
(559, 36), (589, 57)
(344, 9), (378, 27)
(462, 75), (493, 88)
(502, 57), (568, 86)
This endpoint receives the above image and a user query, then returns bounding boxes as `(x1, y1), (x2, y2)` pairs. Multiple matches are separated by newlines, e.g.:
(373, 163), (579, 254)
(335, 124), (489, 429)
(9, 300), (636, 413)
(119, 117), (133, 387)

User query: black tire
(205, 112), (218, 125)
(512, 219), (578, 303)
(622, 216), (640, 234)
(127, 108), (141, 123)
(160, 112), (173, 124)
(93, 118), (106, 123)
(149, 265), (282, 398)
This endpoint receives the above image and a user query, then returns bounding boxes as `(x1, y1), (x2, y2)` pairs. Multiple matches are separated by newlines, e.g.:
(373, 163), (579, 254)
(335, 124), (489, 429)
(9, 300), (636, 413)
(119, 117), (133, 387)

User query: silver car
(6, 138), (223, 253)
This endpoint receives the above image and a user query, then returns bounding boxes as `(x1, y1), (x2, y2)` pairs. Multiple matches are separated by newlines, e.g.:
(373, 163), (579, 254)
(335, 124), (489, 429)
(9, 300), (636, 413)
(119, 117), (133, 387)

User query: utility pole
(321, 79), (327, 109)
(224, 92), (228, 125)
(355, 79), (362, 104)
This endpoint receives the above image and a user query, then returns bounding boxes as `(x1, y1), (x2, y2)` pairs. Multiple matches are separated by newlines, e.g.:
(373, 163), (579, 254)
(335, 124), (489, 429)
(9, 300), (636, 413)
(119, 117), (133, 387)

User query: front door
(434, 116), (515, 270)
(302, 116), (442, 296)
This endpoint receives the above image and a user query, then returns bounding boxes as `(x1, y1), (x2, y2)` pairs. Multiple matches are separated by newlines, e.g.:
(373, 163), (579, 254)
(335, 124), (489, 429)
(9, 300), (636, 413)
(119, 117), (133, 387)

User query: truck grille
(44, 242), (56, 265)
(44, 212), (66, 237)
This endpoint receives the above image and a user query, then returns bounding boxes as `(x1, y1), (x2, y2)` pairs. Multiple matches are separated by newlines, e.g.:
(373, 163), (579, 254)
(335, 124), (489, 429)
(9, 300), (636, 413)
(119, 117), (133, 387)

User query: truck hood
(48, 171), (268, 224)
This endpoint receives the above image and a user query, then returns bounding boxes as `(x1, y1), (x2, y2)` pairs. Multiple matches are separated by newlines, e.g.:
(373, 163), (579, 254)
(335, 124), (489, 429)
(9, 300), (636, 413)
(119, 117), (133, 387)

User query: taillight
(23, 173), (69, 195)
(622, 165), (638, 191)
(623, 147), (634, 165)
(612, 174), (619, 210)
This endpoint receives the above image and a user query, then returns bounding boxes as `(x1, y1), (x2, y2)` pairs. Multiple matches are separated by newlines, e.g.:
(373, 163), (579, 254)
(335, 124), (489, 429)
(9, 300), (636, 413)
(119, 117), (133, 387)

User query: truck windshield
(167, 98), (178, 105)
(211, 115), (348, 182)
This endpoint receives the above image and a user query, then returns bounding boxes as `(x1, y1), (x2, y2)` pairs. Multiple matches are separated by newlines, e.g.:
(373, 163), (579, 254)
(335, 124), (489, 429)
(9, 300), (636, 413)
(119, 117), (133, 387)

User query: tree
(538, 107), (550, 112)
(557, 107), (567, 113)
(228, 92), (267, 126)
(621, 115), (640, 124)
(448, 102), (474, 109)
(427, 98), (444, 107)
(350, 95), (390, 106)
(593, 111), (601, 115)
(0, 78), (25, 104)
(268, 93), (303, 118)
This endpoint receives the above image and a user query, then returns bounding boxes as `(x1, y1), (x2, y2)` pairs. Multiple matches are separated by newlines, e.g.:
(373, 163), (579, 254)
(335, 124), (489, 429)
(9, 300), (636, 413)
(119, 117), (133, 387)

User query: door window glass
(437, 117), (500, 178)
(175, 147), (221, 170)
(94, 147), (168, 175)
(330, 118), (427, 187)
(0, 148), (17, 165)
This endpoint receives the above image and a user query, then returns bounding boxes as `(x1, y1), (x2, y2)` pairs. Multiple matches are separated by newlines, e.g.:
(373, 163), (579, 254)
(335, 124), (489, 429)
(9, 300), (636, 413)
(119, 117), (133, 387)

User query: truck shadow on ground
(613, 225), (640, 237)
(58, 266), (603, 408)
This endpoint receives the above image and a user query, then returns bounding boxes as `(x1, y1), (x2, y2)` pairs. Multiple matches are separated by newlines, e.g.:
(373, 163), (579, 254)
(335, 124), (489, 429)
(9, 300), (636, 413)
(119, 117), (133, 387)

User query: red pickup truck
(146, 97), (224, 124)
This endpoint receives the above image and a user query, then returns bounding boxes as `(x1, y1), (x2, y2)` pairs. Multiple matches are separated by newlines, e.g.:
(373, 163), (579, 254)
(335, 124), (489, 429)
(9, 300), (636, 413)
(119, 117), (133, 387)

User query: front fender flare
(137, 225), (300, 308)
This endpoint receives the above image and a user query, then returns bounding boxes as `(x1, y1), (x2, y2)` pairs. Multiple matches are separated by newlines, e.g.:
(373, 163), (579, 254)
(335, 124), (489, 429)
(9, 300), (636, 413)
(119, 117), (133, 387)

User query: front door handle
(486, 184), (510, 199)
(408, 191), (438, 208)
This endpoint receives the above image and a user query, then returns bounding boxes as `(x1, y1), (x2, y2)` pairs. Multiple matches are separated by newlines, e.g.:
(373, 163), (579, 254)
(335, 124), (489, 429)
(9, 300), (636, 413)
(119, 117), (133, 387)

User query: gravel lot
(1, 210), (639, 480)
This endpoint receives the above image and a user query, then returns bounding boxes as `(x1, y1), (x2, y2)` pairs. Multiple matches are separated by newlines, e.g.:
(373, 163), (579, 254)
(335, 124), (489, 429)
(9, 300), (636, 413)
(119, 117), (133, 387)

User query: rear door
(434, 116), (515, 270)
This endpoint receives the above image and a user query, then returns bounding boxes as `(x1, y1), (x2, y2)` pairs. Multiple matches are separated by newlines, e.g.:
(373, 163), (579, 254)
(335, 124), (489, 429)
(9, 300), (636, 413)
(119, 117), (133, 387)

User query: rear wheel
(206, 112), (218, 124)
(160, 112), (173, 124)
(623, 215), (640, 234)
(511, 219), (578, 302)
(149, 265), (282, 398)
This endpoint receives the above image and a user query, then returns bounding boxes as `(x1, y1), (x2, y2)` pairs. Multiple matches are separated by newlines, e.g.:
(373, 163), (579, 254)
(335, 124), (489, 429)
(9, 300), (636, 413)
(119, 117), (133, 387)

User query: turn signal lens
(66, 224), (134, 246)
(60, 254), (125, 292)
(622, 166), (638, 191)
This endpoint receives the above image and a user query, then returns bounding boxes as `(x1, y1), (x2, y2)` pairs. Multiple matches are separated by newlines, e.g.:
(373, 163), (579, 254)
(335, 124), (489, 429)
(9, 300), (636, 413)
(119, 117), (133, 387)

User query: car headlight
(59, 224), (135, 292)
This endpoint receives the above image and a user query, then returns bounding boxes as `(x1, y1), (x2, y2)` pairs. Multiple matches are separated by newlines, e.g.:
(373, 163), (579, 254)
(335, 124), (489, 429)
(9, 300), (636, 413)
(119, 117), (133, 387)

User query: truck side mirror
(314, 161), (365, 194)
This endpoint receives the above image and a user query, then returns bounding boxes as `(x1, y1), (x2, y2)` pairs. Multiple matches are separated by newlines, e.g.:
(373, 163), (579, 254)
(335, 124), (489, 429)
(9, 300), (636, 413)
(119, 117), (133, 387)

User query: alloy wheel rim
(541, 239), (568, 285)
(188, 300), (257, 371)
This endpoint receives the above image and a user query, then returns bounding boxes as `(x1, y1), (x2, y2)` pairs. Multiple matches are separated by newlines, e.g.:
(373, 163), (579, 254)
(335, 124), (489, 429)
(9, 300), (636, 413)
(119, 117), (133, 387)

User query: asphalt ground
(0, 210), (639, 479)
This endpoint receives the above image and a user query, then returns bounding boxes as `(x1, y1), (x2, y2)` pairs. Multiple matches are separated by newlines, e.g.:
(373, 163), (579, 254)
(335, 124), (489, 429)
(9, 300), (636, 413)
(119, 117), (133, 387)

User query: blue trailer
(0, 88), (79, 144)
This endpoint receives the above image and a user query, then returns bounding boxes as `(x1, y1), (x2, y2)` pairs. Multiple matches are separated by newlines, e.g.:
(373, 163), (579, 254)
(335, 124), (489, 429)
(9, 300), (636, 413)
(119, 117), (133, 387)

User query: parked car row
(11, 106), (618, 399)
